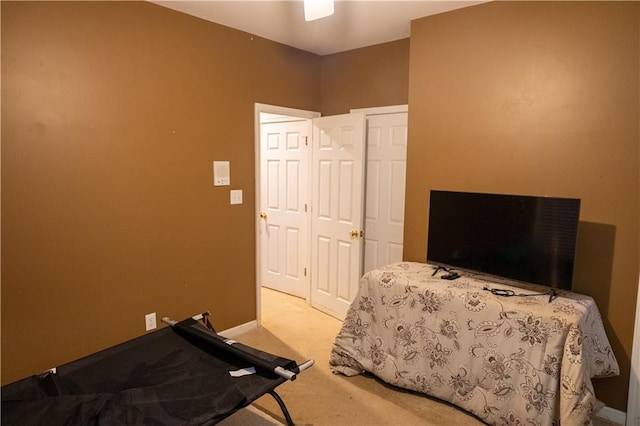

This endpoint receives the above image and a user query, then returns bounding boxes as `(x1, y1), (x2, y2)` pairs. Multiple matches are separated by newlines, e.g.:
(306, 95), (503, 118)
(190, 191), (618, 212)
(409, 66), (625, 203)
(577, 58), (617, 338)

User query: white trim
(255, 103), (320, 120)
(350, 104), (408, 115)
(595, 406), (627, 425)
(218, 320), (258, 339)
(253, 103), (320, 328)
(626, 274), (640, 426)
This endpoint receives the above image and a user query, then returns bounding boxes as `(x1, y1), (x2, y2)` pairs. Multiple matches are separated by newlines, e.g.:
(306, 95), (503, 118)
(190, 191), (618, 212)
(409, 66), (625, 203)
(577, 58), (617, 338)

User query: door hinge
(305, 136), (308, 146)
(304, 267), (307, 277)
(305, 203), (308, 213)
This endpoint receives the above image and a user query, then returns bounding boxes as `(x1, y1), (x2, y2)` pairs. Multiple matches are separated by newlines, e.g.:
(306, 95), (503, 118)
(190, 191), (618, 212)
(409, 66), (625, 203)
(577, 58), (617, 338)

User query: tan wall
(3, 0), (637, 415)
(404, 1), (639, 411)
(1, 1), (320, 384)
(320, 39), (410, 115)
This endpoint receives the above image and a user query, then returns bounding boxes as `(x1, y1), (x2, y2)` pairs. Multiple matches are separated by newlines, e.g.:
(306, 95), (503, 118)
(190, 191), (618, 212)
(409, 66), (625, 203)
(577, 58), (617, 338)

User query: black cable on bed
(431, 265), (450, 276)
(482, 286), (558, 303)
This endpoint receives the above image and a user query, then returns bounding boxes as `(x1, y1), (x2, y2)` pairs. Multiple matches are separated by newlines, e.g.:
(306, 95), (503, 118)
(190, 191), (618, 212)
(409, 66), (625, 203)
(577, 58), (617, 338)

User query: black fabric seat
(2, 322), (294, 426)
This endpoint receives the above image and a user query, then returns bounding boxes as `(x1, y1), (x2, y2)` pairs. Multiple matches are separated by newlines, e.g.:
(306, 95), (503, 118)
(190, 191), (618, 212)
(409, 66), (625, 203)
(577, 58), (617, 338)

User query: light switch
(230, 189), (243, 205)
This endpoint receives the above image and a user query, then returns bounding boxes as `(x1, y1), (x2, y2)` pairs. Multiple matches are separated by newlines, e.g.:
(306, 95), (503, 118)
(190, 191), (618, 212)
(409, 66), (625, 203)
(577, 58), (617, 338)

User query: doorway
(254, 104), (319, 326)
(254, 103), (408, 324)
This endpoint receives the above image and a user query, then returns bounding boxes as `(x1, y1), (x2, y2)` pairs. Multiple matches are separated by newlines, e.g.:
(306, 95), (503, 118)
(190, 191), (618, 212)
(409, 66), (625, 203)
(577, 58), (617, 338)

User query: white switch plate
(145, 312), (157, 331)
(230, 189), (243, 205)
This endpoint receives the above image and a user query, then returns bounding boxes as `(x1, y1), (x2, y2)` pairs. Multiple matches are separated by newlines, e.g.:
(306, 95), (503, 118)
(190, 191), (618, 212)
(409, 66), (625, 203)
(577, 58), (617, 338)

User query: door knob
(349, 229), (363, 239)
(260, 212), (268, 219)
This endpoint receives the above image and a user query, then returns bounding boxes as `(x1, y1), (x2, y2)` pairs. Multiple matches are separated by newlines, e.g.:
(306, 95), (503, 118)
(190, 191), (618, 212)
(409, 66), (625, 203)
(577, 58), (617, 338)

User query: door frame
(254, 103), (320, 327)
(351, 104), (408, 116)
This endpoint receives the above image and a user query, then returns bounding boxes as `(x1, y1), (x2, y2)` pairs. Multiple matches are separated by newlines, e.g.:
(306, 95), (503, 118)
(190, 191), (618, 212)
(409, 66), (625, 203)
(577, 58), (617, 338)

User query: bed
(2, 313), (313, 426)
(329, 262), (619, 425)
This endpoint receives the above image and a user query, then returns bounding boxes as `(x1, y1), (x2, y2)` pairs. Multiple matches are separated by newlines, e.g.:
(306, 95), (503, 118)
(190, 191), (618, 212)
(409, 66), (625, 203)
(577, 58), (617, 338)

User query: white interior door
(310, 112), (366, 320)
(259, 119), (310, 298)
(363, 112), (408, 273)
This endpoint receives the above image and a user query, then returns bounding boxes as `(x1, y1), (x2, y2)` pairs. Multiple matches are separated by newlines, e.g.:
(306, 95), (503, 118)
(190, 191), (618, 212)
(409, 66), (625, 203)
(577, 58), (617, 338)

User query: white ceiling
(151, 1), (486, 55)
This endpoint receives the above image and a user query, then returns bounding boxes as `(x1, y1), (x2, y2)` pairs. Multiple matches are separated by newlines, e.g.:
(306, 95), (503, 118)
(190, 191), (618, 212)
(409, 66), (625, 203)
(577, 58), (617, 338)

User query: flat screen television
(427, 190), (581, 290)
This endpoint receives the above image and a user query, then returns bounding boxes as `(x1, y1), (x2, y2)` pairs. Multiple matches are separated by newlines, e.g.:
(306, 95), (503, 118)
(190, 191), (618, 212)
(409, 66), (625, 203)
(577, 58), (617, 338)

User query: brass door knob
(260, 212), (268, 219)
(349, 229), (363, 239)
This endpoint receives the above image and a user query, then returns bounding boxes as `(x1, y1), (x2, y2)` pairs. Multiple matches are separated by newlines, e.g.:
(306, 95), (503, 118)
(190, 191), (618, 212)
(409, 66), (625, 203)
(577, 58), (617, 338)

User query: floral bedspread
(329, 262), (619, 426)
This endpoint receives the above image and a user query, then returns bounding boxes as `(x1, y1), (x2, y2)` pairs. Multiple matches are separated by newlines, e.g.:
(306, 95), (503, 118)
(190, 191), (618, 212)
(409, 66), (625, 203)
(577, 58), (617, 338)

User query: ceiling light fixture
(304, 0), (334, 22)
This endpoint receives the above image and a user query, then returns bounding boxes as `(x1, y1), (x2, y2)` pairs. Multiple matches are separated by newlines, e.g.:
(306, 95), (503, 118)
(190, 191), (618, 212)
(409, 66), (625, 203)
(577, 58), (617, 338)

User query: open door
(310, 112), (366, 320)
(259, 119), (311, 299)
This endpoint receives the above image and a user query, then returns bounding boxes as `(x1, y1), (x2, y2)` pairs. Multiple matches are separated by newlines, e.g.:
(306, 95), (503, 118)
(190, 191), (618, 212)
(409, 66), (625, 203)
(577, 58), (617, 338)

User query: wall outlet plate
(145, 312), (157, 331)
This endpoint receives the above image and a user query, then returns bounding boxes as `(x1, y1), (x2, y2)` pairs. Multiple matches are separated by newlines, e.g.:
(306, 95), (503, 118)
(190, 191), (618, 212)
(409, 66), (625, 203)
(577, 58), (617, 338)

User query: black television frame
(426, 190), (581, 291)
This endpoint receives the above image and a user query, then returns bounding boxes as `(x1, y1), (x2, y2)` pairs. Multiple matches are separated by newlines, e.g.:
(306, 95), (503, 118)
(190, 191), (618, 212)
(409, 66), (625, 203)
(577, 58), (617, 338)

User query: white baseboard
(595, 406), (627, 425)
(218, 320), (258, 339)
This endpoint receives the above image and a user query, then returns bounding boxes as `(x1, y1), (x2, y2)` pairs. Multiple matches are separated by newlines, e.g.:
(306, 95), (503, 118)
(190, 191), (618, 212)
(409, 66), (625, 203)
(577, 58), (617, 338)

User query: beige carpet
(219, 405), (284, 425)
(232, 288), (621, 426)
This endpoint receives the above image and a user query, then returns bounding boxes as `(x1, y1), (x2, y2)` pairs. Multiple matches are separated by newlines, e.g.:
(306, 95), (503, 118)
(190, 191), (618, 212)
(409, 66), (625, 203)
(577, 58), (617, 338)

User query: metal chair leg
(267, 390), (294, 426)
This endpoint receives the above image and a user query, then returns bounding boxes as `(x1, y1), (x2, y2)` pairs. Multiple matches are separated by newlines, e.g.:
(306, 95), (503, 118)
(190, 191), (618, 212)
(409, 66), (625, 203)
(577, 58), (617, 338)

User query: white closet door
(363, 112), (408, 274)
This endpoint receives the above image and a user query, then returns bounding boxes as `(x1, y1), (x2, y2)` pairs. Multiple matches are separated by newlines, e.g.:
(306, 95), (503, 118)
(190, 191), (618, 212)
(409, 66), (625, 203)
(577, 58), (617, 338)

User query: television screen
(427, 190), (581, 290)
